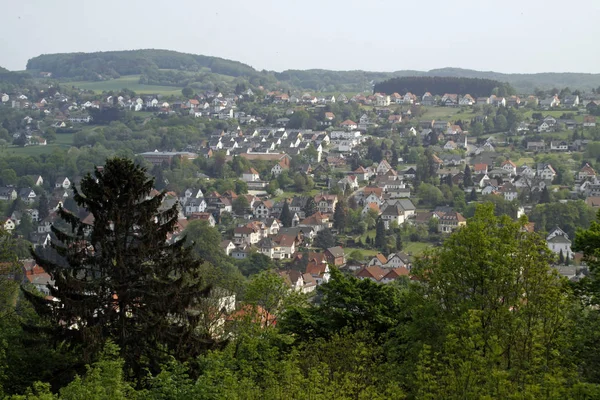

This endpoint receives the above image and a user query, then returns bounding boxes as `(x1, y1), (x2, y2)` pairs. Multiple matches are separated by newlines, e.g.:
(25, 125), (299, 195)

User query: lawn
(0, 133), (74, 156)
(70, 75), (182, 96)
(403, 241), (432, 256)
(514, 157), (535, 167)
(344, 247), (380, 259)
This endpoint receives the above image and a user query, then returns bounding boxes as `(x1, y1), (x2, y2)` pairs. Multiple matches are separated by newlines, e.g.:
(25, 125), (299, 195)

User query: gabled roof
(373, 253), (387, 264)
(356, 265), (386, 281)
(326, 246), (345, 258)
(383, 267), (410, 280)
(440, 212), (466, 223)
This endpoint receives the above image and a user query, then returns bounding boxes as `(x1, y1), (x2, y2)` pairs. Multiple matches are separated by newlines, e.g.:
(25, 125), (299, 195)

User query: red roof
(356, 266), (386, 281)
(341, 119), (357, 126)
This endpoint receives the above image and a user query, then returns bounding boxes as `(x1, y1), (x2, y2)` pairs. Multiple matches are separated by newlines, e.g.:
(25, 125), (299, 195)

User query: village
(2, 80), (600, 297)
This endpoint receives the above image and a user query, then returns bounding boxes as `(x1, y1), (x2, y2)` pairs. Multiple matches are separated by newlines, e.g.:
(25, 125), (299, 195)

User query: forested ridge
(373, 76), (514, 97)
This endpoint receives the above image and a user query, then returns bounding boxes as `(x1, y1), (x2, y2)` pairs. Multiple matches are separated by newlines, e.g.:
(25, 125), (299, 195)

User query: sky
(1, 0), (599, 74)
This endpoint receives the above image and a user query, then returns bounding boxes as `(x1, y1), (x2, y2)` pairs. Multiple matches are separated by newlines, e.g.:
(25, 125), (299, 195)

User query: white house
(242, 168), (261, 182)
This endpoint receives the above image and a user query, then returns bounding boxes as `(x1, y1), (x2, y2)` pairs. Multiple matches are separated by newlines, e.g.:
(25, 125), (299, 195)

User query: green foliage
(25, 158), (213, 379)
(279, 200), (292, 227)
(409, 204), (576, 395)
(27, 50), (259, 81)
(530, 200), (596, 238)
(333, 199), (347, 232)
(314, 228), (335, 250)
(374, 76), (512, 98)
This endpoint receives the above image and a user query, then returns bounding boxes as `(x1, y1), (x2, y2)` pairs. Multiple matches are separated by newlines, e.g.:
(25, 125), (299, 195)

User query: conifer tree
(303, 197), (317, 217)
(375, 219), (386, 250)
(280, 200), (293, 227)
(23, 158), (212, 378)
(333, 199), (348, 232)
(463, 165), (473, 187)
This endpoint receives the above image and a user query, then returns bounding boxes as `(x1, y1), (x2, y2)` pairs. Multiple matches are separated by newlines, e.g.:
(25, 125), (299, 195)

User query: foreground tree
(24, 158), (212, 379)
(408, 204), (575, 396)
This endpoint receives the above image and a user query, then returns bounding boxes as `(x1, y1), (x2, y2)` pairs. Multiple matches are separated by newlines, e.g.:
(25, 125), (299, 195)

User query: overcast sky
(1, 0), (599, 73)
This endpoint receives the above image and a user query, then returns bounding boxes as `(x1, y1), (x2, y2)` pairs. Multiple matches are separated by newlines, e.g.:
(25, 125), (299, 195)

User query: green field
(70, 75), (182, 95)
(0, 133), (74, 156)
(403, 241), (432, 256)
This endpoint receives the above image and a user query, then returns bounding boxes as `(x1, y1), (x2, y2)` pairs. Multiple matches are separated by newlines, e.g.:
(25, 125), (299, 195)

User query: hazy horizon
(2, 0), (599, 74)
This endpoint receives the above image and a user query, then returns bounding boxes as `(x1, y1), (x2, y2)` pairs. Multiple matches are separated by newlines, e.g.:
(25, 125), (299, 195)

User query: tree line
(373, 76), (514, 98)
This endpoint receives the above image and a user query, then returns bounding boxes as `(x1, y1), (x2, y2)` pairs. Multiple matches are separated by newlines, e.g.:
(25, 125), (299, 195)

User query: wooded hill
(22, 49), (600, 92)
(26, 49), (259, 81)
(373, 76), (513, 97)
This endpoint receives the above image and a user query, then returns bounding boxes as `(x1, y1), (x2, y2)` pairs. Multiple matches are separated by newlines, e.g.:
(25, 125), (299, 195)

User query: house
(439, 212), (466, 233)
(441, 94), (458, 107)
(563, 95), (580, 108)
(0, 187), (17, 201)
(376, 159), (392, 175)
(184, 198), (207, 216)
(374, 93), (391, 106)
(306, 258), (331, 284)
(19, 188), (36, 204)
(584, 115), (597, 127)
(220, 240), (236, 256)
(325, 246), (346, 266)
(340, 120), (358, 130)
(586, 197), (600, 209)
(385, 253), (411, 269)
(356, 265), (387, 282)
(253, 200), (274, 218)
(231, 244), (251, 260)
(537, 164), (556, 181)
(279, 270), (316, 294)
(550, 141), (569, 151)
(547, 233), (572, 260)
(314, 194), (338, 214)
(298, 212), (329, 233)
(578, 163), (596, 181)
(499, 183), (518, 201)
(420, 92), (434, 106)
(24, 263), (54, 296)
(3, 218), (15, 231)
(540, 96), (560, 108)
(242, 168), (260, 182)
(500, 160), (517, 176)
(459, 94), (475, 106)
(381, 267), (410, 283)
(272, 234), (297, 259)
(380, 204), (405, 228)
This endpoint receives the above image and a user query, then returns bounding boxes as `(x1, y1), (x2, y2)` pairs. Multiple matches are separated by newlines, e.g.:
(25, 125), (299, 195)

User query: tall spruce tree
(23, 158), (212, 378)
(375, 218), (386, 250)
(333, 199), (348, 232)
(280, 200), (293, 227)
(540, 186), (551, 204)
(303, 197), (317, 217)
(391, 148), (399, 168)
(463, 164), (473, 187)
(38, 192), (49, 221)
